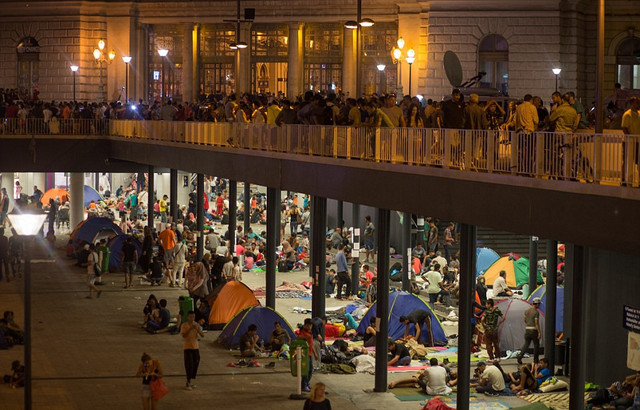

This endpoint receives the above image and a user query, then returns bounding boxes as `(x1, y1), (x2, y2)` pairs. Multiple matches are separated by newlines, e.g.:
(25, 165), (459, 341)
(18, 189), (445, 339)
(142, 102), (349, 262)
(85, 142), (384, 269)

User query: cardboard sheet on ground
(520, 392), (590, 410)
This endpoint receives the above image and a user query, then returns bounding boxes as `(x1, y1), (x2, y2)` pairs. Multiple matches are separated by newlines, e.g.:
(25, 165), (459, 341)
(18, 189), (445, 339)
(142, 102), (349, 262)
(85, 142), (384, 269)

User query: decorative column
(287, 22), (304, 99)
(0, 173), (13, 212)
(342, 27), (357, 98)
(70, 173), (84, 229)
(243, 182), (251, 234)
(350, 203), (360, 295)
(529, 236), (539, 297)
(235, 23), (252, 94)
(401, 212), (411, 292)
(183, 23), (194, 103)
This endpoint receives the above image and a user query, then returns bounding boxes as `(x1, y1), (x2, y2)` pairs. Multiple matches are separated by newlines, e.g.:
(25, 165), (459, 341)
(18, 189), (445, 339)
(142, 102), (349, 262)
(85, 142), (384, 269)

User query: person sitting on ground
(366, 276), (377, 306)
(146, 256), (165, 285)
(493, 270), (513, 297)
(3, 360), (25, 388)
(269, 321), (291, 352)
(142, 295), (160, 327)
(388, 338), (412, 366)
(364, 317), (377, 348)
(144, 299), (171, 334)
(325, 269), (337, 296)
(510, 358), (552, 393)
(471, 361), (506, 396)
(388, 358), (452, 396)
(585, 374), (640, 409)
(0, 311), (24, 345)
(399, 309), (434, 346)
(240, 324), (264, 357)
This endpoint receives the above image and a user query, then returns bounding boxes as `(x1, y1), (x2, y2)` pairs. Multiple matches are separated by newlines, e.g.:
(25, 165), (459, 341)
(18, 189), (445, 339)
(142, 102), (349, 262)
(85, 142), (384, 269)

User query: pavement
(0, 233), (534, 409)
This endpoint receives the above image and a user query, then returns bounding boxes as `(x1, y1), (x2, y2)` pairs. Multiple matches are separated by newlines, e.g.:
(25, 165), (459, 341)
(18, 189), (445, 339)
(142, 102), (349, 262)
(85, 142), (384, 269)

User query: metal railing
(2, 118), (638, 186)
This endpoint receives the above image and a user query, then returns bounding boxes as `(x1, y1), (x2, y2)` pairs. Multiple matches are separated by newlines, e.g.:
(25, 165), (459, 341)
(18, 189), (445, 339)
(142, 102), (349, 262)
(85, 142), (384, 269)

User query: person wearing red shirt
(297, 319), (314, 392)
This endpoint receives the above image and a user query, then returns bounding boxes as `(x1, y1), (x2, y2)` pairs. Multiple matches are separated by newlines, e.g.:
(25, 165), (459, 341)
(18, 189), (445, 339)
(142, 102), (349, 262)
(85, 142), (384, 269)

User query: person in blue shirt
(334, 244), (351, 300)
(510, 358), (552, 393)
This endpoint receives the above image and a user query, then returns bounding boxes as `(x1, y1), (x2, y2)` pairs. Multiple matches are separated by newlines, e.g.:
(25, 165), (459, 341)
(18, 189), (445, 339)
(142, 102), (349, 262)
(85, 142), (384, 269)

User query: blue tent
(218, 306), (295, 348)
(107, 234), (142, 272)
(528, 285), (564, 332)
(476, 247), (499, 277)
(356, 291), (447, 345)
(83, 185), (104, 206)
(71, 216), (123, 247)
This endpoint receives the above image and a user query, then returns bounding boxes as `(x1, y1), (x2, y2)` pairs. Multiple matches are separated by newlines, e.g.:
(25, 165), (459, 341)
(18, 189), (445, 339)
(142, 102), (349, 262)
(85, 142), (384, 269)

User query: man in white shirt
(424, 264), (444, 309)
(492, 270), (513, 297)
(172, 240), (188, 288)
(472, 361), (505, 396)
(422, 358), (452, 395)
(205, 229), (220, 252)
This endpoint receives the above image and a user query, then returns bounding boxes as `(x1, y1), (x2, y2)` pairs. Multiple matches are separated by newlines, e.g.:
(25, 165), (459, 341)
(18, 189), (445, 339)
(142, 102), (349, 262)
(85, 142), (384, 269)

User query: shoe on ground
(302, 386), (311, 392)
(185, 384), (193, 391)
(189, 383), (197, 388)
(484, 391), (499, 397)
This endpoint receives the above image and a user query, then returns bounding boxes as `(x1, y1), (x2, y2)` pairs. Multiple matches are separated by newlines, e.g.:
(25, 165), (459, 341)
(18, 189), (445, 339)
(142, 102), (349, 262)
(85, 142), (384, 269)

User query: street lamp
(93, 40), (115, 101)
(377, 64), (386, 94)
(392, 40), (404, 96)
(158, 49), (169, 103)
(122, 56), (132, 103)
(406, 48), (415, 96)
(70, 65), (78, 102)
(6, 211), (47, 410)
(552, 68), (562, 93)
(344, 0), (375, 95)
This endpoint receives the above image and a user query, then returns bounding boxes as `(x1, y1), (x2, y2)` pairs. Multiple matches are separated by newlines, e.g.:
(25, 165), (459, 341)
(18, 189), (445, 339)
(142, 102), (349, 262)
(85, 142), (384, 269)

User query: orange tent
(207, 281), (259, 329)
(41, 188), (70, 205)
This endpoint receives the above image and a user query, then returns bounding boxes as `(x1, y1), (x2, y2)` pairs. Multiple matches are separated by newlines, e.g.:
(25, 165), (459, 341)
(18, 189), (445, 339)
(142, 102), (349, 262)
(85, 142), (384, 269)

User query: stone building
(0, 0), (638, 104)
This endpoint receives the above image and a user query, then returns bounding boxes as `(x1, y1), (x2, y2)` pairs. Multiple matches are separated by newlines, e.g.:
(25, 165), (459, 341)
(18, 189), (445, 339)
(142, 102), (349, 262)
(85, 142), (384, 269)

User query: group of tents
(476, 247), (543, 289)
(41, 185), (104, 207)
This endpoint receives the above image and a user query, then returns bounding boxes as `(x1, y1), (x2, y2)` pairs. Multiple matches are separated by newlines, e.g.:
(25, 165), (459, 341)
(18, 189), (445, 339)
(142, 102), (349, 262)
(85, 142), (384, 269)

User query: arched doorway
(16, 37), (40, 98)
(478, 34), (509, 95)
(616, 36), (640, 90)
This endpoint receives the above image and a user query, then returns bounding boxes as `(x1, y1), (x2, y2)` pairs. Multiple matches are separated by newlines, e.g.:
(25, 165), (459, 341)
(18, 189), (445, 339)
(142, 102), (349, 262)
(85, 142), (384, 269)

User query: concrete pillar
(196, 174), (204, 260)
(457, 224), (477, 410)
(147, 166), (154, 229)
(401, 212), (411, 292)
(311, 196), (327, 319)
(235, 23), (252, 95)
(545, 240), (558, 371)
(336, 200), (343, 229)
(529, 236), (539, 297)
(287, 22), (304, 99)
(70, 173), (84, 229)
(266, 188), (279, 309)
(183, 23), (194, 103)
(568, 244), (585, 410)
(243, 182), (251, 234)
(416, 216), (424, 246)
(342, 27), (357, 98)
(169, 169), (178, 222)
(228, 180), (237, 254)
(374, 208), (390, 392)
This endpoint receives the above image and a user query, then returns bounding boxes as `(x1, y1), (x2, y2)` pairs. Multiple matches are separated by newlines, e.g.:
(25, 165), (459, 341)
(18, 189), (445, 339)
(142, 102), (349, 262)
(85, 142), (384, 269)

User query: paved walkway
(0, 237), (531, 409)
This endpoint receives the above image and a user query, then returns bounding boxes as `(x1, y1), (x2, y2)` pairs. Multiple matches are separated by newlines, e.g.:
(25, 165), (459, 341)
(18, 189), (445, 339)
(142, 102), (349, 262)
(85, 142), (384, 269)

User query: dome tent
(206, 281), (260, 329)
(218, 306), (295, 348)
(489, 298), (547, 352)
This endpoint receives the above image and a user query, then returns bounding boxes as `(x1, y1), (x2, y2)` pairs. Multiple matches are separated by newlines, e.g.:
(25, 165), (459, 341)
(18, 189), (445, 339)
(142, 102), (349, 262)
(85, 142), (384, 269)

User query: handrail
(1, 118), (637, 186)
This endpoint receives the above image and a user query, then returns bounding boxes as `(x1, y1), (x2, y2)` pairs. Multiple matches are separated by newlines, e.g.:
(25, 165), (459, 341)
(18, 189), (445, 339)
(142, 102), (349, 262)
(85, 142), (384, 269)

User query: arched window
(617, 37), (640, 89)
(16, 37), (40, 98)
(478, 34), (508, 95)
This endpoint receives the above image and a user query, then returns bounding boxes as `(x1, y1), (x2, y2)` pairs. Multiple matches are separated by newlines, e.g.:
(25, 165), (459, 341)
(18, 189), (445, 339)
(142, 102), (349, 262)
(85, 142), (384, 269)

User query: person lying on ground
(471, 361), (506, 396)
(269, 321), (291, 352)
(510, 358), (552, 393)
(144, 299), (171, 334)
(388, 338), (412, 366)
(388, 358), (452, 395)
(240, 324), (265, 357)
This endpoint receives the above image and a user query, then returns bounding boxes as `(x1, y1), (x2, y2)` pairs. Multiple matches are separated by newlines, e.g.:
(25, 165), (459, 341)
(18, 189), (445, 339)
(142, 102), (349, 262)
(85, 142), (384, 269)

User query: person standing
(517, 297), (542, 365)
(363, 215), (375, 263)
(32, 186), (43, 208)
(0, 188), (9, 227)
(121, 236), (138, 289)
(128, 190), (139, 221)
(443, 222), (455, 262)
(297, 319), (314, 393)
(140, 226), (154, 273)
(47, 198), (57, 235)
(180, 310), (204, 390)
(481, 299), (504, 362)
(172, 239), (188, 288)
(135, 353), (163, 410)
(86, 244), (102, 299)
(0, 228), (9, 282)
(334, 244), (351, 300)
(159, 195), (169, 223)
(158, 224), (176, 277)
(621, 96), (640, 186)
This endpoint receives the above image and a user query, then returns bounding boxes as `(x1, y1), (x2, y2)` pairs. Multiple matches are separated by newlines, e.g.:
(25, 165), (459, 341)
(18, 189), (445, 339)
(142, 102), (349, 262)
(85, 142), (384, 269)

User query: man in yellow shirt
(159, 194), (168, 223)
(180, 311), (204, 390)
(621, 96), (640, 185)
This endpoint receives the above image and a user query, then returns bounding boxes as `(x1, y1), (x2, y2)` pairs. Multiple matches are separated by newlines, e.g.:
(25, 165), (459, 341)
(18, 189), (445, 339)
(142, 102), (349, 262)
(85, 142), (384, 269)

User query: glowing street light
(158, 49), (169, 103)
(70, 65), (79, 101)
(122, 56), (132, 102)
(406, 49), (416, 96)
(552, 68), (562, 92)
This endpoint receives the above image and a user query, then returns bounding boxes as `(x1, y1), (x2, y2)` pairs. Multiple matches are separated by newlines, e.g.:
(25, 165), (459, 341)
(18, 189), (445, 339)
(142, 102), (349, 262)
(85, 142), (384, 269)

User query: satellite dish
(443, 51), (463, 88)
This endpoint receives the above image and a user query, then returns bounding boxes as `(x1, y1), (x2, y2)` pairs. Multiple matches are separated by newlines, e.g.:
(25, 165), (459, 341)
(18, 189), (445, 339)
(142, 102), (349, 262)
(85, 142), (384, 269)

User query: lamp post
(406, 49), (415, 97)
(376, 64), (386, 94)
(70, 65), (78, 102)
(344, 0), (374, 96)
(122, 56), (132, 103)
(93, 40), (115, 101)
(552, 68), (562, 93)
(391, 38), (404, 97)
(7, 211), (47, 410)
(157, 49), (169, 104)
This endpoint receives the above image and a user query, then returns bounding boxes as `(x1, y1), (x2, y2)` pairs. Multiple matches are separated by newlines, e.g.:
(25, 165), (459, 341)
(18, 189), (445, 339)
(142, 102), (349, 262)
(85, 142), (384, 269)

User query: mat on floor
(519, 392), (590, 410)
(388, 364), (431, 372)
(392, 390), (511, 408)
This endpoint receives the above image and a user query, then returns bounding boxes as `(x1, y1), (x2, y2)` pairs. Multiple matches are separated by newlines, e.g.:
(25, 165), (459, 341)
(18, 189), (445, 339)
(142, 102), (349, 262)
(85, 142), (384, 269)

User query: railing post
(510, 131), (518, 175)
(375, 129), (381, 162)
(487, 130), (495, 172)
(346, 127), (352, 159)
(535, 131), (545, 177)
(464, 130), (472, 171)
(592, 133), (602, 183)
(444, 129), (452, 169)
(333, 127), (338, 158)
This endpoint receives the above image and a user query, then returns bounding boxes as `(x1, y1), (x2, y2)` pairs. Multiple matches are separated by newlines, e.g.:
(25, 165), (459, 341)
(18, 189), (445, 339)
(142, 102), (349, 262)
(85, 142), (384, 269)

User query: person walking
(180, 310), (204, 390)
(517, 297), (542, 364)
(86, 244), (102, 299)
(363, 215), (375, 263)
(121, 236), (138, 289)
(334, 244), (351, 300)
(136, 353), (163, 410)
(481, 299), (504, 361)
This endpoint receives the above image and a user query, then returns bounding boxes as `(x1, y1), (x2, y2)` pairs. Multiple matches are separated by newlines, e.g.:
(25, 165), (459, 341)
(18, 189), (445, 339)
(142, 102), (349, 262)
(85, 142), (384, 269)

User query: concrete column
(342, 27), (357, 98)
(456, 224), (477, 410)
(243, 182), (251, 234)
(147, 166), (154, 229)
(336, 200), (343, 229)
(235, 23), (252, 94)
(529, 236), (539, 297)
(568, 244), (585, 410)
(266, 188), (279, 309)
(70, 173), (84, 229)
(545, 240), (558, 371)
(401, 212), (411, 292)
(311, 196), (327, 319)
(374, 208), (390, 392)
(169, 169), (178, 222)
(183, 23), (194, 103)
(416, 216), (424, 246)
(287, 22), (304, 99)
(228, 180), (237, 254)
(196, 174), (204, 260)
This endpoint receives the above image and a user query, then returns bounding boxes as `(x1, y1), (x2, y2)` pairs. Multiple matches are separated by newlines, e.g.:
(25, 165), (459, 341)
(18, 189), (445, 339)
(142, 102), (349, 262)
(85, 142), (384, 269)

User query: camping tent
(41, 188), (69, 206)
(528, 285), (564, 333)
(107, 234), (142, 272)
(483, 255), (540, 288)
(83, 185), (104, 206)
(490, 298), (546, 351)
(218, 306), (295, 348)
(207, 281), (260, 329)
(476, 247), (499, 277)
(70, 216), (123, 247)
(356, 291), (447, 345)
